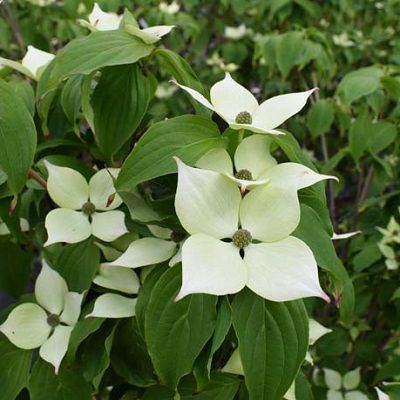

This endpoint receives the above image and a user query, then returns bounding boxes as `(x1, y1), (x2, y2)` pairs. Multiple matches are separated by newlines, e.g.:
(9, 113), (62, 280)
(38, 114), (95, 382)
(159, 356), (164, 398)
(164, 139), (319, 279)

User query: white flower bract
(0, 262), (83, 373)
(44, 162), (128, 246)
(174, 72), (316, 135)
(173, 157), (332, 302)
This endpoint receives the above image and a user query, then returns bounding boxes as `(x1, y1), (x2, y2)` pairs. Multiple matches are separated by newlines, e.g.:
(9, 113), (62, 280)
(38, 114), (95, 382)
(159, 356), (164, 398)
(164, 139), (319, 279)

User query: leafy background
(0, 0), (399, 399)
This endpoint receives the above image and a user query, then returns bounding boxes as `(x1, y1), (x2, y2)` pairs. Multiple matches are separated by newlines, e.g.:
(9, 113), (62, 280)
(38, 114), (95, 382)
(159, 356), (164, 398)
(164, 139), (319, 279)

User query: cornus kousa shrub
(1, 2), (398, 400)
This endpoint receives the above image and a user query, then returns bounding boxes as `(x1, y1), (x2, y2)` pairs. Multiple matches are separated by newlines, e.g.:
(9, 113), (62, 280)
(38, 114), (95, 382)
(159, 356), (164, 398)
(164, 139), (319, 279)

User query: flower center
(82, 201), (96, 216)
(235, 111), (252, 124)
(234, 169), (253, 181)
(170, 230), (185, 243)
(232, 229), (252, 249)
(47, 313), (60, 328)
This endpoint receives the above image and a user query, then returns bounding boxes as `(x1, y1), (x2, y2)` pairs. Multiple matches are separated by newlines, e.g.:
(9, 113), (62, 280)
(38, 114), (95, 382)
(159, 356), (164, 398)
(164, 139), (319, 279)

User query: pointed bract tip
(174, 289), (187, 302)
(320, 291), (331, 303)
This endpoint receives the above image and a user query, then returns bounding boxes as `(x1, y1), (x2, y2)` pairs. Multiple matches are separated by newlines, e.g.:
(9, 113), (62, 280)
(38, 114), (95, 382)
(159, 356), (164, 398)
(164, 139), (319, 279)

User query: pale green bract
(0, 262), (83, 373)
(0, 45), (55, 80)
(81, 3), (175, 44)
(324, 368), (369, 400)
(88, 264), (140, 318)
(175, 72), (317, 135)
(44, 162), (128, 245)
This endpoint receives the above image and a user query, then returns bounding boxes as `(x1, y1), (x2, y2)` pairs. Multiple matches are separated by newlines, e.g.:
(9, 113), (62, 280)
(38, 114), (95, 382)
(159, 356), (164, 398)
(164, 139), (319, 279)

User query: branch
(29, 168), (47, 188)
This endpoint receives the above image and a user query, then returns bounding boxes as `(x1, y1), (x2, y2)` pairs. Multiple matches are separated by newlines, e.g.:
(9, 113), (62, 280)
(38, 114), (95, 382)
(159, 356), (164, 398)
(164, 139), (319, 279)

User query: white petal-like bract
(175, 158), (240, 239)
(87, 294), (137, 318)
(177, 233), (247, 300)
(245, 237), (329, 302)
(35, 262), (68, 315)
(45, 162), (89, 209)
(88, 3), (122, 31)
(240, 185), (300, 242)
(94, 264), (140, 294)
(91, 211), (128, 242)
(210, 73), (258, 122)
(110, 237), (176, 268)
(39, 325), (73, 374)
(44, 209), (92, 246)
(21, 45), (54, 78)
(89, 168), (122, 210)
(0, 303), (51, 349)
(252, 88), (317, 131)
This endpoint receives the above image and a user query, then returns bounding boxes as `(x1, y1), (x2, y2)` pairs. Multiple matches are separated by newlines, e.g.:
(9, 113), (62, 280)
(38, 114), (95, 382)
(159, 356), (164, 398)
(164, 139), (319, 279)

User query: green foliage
(0, 0), (399, 399)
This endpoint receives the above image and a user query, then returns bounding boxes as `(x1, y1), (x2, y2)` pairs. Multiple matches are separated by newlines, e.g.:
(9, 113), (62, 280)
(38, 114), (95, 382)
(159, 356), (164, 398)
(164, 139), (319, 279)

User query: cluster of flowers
(0, 5), (341, 385)
(0, 72), (337, 374)
(377, 212), (400, 270)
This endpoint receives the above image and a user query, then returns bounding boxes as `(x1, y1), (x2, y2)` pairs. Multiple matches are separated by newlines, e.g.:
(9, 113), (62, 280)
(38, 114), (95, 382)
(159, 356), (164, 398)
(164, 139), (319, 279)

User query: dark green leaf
(47, 240), (100, 292)
(0, 80), (37, 194)
(0, 242), (32, 298)
(47, 31), (153, 90)
(92, 64), (152, 159)
(294, 204), (354, 322)
(232, 289), (309, 400)
(0, 341), (31, 400)
(116, 115), (225, 193)
(145, 266), (217, 389)
(29, 359), (92, 400)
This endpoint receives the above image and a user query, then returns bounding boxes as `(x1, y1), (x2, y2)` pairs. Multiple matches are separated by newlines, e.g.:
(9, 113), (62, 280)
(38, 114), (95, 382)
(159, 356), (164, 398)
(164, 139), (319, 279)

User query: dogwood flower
(124, 20), (175, 44)
(0, 262), (82, 373)
(175, 73), (316, 135)
(159, 1), (180, 14)
(225, 24), (247, 40)
(82, 3), (122, 31)
(0, 45), (55, 80)
(106, 224), (185, 270)
(377, 215), (400, 244)
(174, 157), (332, 302)
(87, 264), (140, 318)
(222, 319), (331, 399)
(324, 368), (368, 400)
(44, 162), (128, 246)
(196, 134), (336, 191)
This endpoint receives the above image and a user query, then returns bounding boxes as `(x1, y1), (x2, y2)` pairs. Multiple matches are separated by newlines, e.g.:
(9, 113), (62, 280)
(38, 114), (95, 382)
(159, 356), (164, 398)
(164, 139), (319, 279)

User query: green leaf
(116, 115), (225, 193)
(145, 266), (217, 389)
(111, 318), (156, 387)
(154, 48), (210, 116)
(374, 356), (400, 383)
(29, 359), (92, 400)
(381, 75), (400, 99)
(231, 289), (309, 400)
(47, 31), (153, 90)
(0, 80), (37, 194)
(61, 74), (83, 133)
(0, 242), (32, 298)
(0, 341), (31, 400)
(337, 66), (383, 105)
(180, 373), (240, 399)
(48, 240), (100, 292)
(81, 322), (116, 388)
(276, 31), (304, 77)
(293, 204), (354, 322)
(349, 114), (397, 162)
(67, 317), (104, 361)
(92, 64), (152, 159)
(307, 99), (335, 138)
